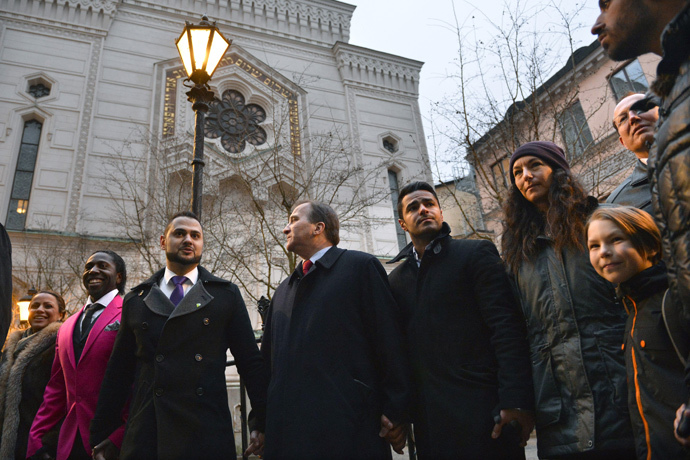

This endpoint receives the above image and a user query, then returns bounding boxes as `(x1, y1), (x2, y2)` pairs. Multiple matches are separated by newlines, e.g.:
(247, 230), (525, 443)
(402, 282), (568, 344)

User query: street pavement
(391, 434), (539, 459)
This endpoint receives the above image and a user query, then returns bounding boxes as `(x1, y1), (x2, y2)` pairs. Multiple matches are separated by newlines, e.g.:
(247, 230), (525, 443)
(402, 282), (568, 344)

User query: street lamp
(175, 15), (231, 219)
(17, 286), (37, 324)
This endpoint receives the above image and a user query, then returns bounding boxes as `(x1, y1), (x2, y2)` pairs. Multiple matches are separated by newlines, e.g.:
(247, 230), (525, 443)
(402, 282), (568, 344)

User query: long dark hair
(502, 168), (593, 273)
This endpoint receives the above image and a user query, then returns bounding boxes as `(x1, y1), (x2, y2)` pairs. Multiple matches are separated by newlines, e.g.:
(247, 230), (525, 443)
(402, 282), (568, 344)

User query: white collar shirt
(159, 266), (199, 300)
(411, 246), (421, 267)
(80, 288), (118, 328)
(306, 246), (332, 266)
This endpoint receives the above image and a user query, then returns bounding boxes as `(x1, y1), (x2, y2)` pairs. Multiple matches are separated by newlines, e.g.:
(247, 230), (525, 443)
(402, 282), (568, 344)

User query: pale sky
(346, 0), (601, 180)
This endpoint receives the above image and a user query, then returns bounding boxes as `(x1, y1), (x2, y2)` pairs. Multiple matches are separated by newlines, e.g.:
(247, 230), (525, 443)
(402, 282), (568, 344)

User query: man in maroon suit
(27, 250), (127, 460)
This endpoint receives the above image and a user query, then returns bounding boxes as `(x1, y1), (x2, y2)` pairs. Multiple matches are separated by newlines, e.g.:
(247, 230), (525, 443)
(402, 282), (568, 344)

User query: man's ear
(116, 272), (123, 288)
(313, 222), (325, 235)
(398, 218), (408, 232)
(160, 234), (166, 250)
(618, 135), (626, 148)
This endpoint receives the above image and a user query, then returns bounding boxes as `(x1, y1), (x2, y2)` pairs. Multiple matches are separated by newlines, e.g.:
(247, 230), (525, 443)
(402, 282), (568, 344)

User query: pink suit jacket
(27, 295), (126, 460)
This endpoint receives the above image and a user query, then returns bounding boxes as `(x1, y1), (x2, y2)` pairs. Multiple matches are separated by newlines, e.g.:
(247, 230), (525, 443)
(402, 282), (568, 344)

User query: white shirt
(159, 266), (199, 300)
(304, 246), (332, 266)
(80, 288), (118, 330)
(412, 246), (421, 267)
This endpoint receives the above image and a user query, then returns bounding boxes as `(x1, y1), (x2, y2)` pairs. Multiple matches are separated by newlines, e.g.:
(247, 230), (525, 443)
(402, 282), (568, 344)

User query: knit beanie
(508, 141), (570, 184)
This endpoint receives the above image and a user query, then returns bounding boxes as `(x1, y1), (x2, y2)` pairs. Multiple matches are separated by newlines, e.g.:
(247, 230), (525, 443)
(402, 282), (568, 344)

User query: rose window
(205, 89), (268, 154)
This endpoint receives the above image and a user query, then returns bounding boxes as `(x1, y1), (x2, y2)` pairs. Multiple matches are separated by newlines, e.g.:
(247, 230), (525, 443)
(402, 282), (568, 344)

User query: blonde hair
(586, 206), (661, 264)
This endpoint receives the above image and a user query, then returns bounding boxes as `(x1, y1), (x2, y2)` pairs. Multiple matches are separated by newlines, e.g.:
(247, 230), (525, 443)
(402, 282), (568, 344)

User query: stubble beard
(606, 4), (654, 61)
(167, 250), (202, 268)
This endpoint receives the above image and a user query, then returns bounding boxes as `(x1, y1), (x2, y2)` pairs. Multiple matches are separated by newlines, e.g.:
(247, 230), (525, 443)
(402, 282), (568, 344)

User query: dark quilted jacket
(649, 2), (690, 333)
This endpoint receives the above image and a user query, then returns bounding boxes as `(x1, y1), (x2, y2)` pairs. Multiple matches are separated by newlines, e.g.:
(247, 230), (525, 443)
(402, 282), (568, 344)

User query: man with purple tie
(90, 211), (268, 460)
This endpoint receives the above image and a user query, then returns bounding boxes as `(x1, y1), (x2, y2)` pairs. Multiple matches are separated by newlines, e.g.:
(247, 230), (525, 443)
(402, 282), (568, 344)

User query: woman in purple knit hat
(501, 141), (636, 459)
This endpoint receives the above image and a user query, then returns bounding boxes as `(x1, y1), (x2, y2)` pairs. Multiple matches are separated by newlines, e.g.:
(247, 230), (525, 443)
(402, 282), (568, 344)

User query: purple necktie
(170, 275), (188, 306)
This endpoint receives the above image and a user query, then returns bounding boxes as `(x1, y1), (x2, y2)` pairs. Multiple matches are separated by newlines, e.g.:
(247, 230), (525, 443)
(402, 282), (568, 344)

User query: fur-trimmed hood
(0, 322), (61, 460)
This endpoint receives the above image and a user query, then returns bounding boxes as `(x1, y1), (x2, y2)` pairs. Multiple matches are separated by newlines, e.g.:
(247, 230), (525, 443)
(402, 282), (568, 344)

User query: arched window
(388, 170), (407, 250)
(6, 120), (42, 230)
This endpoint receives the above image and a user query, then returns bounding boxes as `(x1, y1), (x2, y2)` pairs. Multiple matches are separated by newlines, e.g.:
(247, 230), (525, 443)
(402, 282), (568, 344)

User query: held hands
(244, 430), (265, 457)
(491, 408), (535, 447)
(674, 404), (690, 446)
(91, 438), (119, 460)
(379, 414), (408, 455)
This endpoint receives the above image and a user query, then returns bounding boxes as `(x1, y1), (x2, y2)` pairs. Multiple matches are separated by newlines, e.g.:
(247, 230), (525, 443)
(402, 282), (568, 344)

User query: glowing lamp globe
(175, 15), (230, 86)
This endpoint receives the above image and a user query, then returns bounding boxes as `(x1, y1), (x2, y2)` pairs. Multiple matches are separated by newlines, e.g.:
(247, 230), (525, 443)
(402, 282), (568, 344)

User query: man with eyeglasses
(606, 92), (659, 213)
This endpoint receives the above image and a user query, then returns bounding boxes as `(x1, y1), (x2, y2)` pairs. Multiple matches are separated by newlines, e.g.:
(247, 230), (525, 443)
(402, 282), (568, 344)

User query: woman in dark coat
(502, 141), (635, 459)
(0, 290), (65, 460)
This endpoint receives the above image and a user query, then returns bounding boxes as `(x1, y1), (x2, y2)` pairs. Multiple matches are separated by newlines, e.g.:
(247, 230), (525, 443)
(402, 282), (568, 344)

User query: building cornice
(0, 0), (118, 33)
(121, 0), (354, 46)
(333, 41), (423, 96)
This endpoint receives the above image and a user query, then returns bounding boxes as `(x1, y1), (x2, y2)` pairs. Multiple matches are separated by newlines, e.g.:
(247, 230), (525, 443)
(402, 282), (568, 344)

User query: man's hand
(674, 403), (690, 446)
(379, 414), (408, 454)
(491, 408), (535, 447)
(91, 438), (119, 460)
(244, 430), (265, 457)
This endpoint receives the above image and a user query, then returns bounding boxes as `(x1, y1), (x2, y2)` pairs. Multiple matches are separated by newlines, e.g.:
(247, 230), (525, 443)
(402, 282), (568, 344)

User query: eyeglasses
(613, 108), (650, 130)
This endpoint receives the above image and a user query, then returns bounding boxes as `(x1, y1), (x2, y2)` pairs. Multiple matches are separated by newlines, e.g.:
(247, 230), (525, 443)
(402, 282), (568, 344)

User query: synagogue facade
(0, 0), (431, 312)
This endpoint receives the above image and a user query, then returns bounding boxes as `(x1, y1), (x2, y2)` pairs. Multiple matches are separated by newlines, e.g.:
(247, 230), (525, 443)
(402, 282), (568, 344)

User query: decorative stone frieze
(333, 42), (423, 96)
(1, 0), (118, 32)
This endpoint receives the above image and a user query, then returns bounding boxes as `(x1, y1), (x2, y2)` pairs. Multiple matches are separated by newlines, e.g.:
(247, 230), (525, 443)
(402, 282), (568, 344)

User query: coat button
(156, 354), (164, 362)
(155, 388), (163, 397)
(433, 245), (441, 254)
(196, 387), (204, 396)
(142, 322), (149, 330)
(203, 318), (210, 326)
(587, 440), (593, 447)
(195, 354), (203, 361)
(640, 340), (646, 348)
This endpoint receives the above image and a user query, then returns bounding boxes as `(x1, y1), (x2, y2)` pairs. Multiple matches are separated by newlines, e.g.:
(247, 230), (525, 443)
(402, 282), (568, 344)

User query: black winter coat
(262, 247), (411, 460)
(649, 2), (690, 365)
(90, 267), (268, 460)
(388, 223), (534, 460)
(606, 159), (652, 214)
(512, 212), (635, 458)
(0, 323), (61, 460)
(618, 263), (690, 460)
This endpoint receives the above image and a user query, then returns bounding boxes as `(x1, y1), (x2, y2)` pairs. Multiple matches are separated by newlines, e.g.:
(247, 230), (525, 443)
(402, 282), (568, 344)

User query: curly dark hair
(502, 168), (594, 273)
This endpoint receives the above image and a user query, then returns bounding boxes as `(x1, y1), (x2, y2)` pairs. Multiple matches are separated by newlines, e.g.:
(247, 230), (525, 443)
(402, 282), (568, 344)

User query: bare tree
(9, 227), (133, 330)
(430, 0), (624, 240)
(103, 94), (393, 302)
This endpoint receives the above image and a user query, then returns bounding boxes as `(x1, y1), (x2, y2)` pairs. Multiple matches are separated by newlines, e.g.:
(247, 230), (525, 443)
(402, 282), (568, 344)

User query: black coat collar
(388, 222), (452, 264)
(288, 246), (345, 284)
(131, 265), (230, 292)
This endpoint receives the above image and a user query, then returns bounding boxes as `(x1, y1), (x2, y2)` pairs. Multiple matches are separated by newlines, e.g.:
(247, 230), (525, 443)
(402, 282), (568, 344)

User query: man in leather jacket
(592, 0), (690, 446)
(606, 93), (659, 213)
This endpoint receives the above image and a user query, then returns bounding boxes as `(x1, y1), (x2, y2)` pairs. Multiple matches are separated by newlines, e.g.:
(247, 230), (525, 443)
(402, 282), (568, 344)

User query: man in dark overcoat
(90, 211), (268, 460)
(262, 200), (411, 460)
(388, 181), (535, 460)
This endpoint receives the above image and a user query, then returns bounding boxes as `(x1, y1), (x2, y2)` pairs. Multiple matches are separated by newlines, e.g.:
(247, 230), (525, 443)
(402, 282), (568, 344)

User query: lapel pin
(196, 303), (201, 308)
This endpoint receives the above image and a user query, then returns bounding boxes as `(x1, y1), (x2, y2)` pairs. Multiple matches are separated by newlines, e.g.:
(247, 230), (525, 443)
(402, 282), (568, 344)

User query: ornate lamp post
(17, 286), (37, 325)
(175, 15), (231, 219)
